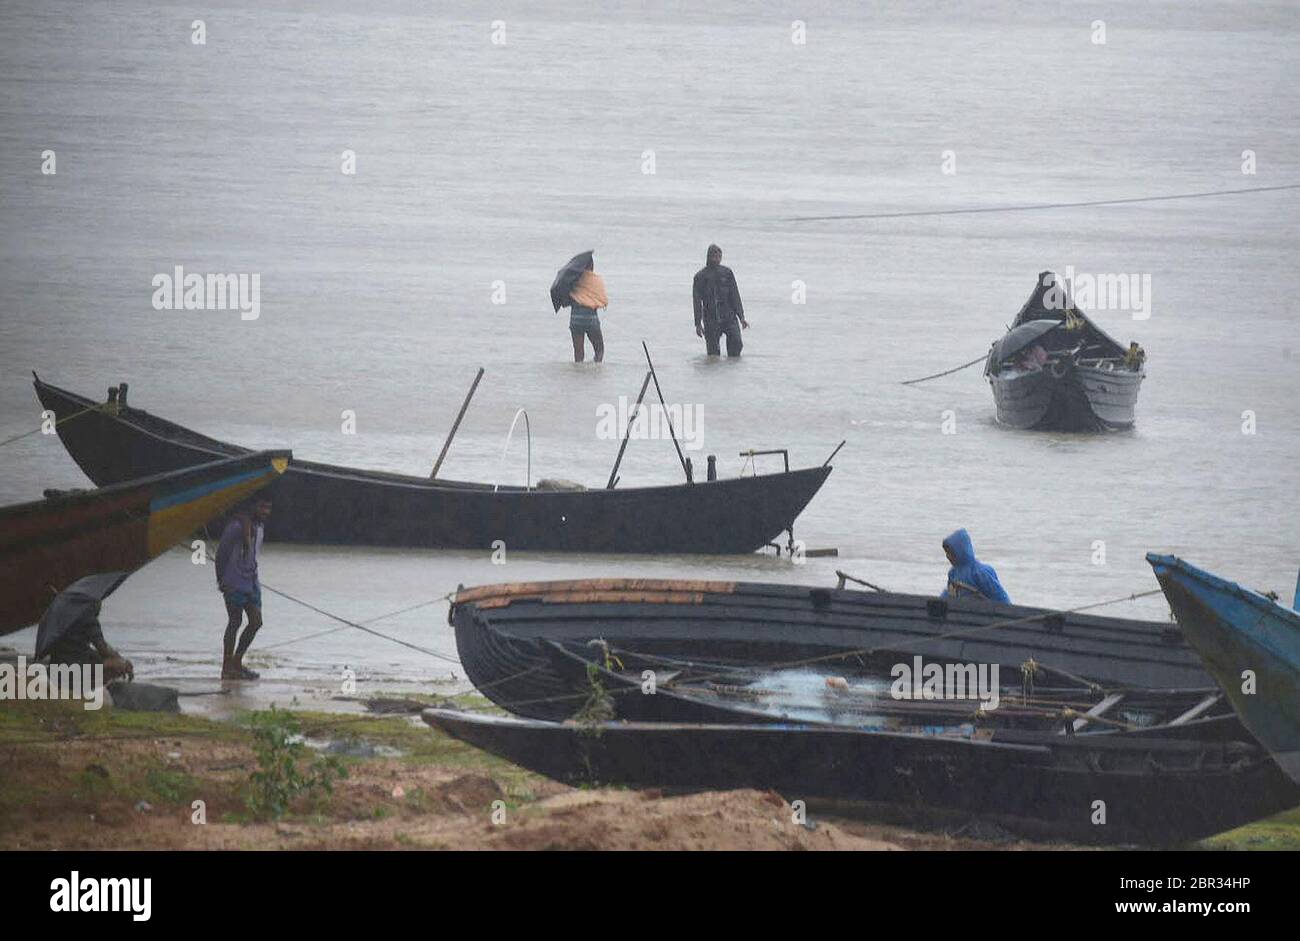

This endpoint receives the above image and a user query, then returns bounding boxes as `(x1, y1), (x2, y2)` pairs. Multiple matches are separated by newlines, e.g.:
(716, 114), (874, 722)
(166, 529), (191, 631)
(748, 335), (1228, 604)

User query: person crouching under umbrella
(43, 602), (134, 683)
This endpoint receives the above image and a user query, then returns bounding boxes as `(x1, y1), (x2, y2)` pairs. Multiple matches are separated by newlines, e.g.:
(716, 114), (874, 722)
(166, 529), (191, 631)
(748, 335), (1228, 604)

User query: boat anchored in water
(32, 374), (832, 554)
(984, 271), (1145, 431)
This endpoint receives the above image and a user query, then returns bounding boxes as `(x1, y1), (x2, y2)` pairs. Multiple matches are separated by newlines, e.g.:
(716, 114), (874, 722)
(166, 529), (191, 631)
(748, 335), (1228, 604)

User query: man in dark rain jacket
(692, 244), (748, 357)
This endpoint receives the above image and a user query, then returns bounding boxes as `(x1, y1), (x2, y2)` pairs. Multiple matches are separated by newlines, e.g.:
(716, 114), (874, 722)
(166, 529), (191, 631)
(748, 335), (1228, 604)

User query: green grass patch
(1201, 806), (1300, 850)
(145, 768), (200, 805)
(0, 698), (241, 745)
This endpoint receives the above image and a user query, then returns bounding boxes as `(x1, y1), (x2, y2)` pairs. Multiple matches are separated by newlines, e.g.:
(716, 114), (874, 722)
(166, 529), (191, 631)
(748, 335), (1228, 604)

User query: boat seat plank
(1068, 692), (1125, 733)
(1169, 693), (1222, 726)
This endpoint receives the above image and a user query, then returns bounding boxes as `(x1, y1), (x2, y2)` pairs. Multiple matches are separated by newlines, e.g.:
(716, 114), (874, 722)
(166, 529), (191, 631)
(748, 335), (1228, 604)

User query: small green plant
(245, 706), (346, 820)
(146, 768), (196, 804)
(573, 663), (615, 736)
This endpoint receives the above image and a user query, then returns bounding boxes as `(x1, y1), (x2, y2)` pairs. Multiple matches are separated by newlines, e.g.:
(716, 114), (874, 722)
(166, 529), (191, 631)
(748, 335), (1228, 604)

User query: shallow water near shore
(1, 1), (1297, 688)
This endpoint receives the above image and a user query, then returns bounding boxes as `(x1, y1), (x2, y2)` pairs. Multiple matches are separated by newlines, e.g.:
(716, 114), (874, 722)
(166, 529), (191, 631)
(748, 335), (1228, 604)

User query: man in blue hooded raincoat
(940, 528), (1011, 603)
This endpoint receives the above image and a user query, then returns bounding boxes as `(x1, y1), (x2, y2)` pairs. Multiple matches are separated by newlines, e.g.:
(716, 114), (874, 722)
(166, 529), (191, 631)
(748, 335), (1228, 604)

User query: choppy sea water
(1, 1), (1297, 691)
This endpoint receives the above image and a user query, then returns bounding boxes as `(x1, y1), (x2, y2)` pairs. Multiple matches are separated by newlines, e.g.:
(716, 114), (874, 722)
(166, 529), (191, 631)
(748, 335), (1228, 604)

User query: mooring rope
(257, 596), (455, 652)
(900, 353), (988, 386)
(250, 581), (459, 665)
(782, 181), (1300, 223)
(0, 401), (102, 450)
(195, 546), (459, 664)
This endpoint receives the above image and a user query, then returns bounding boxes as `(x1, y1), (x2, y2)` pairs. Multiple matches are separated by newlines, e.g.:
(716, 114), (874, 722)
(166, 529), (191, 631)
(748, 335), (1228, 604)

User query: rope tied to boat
(197, 546), (460, 664)
(1021, 658), (1039, 699)
(900, 353), (988, 386)
(0, 400), (104, 450)
(257, 594), (459, 652)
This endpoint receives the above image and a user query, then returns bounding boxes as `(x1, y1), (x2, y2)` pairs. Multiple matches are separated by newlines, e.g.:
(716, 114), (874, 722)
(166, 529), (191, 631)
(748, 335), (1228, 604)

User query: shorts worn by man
(216, 497), (272, 680)
(693, 244), (749, 357)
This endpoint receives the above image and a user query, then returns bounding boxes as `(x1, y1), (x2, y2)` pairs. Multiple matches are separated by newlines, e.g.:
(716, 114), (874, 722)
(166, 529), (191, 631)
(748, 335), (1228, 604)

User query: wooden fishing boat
(984, 272), (1145, 431)
(542, 639), (1243, 736)
(33, 375), (831, 554)
(0, 450), (290, 635)
(1149, 553), (1300, 784)
(449, 577), (1214, 721)
(422, 707), (1299, 845)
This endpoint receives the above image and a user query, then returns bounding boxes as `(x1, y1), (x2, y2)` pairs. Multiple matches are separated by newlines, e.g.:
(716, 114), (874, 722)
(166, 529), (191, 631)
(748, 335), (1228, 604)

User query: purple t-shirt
(215, 517), (262, 594)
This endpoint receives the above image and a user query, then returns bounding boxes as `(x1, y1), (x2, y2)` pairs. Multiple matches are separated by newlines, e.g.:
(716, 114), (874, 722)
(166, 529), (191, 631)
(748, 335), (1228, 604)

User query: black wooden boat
(541, 639), (1243, 737)
(984, 272), (1145, 431)
(450, 578), (1213, 721)
(32, 375), (831, 554)
(422, 708), (1299, 845)
(0, 451), (289, 634)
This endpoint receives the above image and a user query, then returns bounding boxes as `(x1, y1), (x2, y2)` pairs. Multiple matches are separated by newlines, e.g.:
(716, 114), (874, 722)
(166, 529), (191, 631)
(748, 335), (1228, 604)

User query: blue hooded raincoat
(940, 528), (1010, 603)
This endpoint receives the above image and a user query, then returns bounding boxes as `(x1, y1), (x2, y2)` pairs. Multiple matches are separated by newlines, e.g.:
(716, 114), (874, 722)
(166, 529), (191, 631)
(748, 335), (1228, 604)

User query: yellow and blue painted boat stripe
(146, 457), (287, 556)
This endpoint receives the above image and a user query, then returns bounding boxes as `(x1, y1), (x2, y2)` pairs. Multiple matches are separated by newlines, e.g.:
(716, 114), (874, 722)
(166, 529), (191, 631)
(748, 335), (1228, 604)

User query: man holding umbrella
(693, 243), (748, 358)
(551, 250), (607, 362)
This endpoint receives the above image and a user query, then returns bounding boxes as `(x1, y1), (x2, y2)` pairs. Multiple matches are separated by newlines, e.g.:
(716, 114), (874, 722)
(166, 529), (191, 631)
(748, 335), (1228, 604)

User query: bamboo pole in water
(606, 370), (653, 489)
(431, 367), (485, 479)
(642, 342), (689, 480)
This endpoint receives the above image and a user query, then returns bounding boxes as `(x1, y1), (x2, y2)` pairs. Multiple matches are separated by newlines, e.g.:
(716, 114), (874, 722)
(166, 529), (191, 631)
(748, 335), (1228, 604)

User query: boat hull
(0, 451), (289, 634)
(423, 708), (1299, 845)
(33, 377), (831, 554)
(1149, 553), (1300, 784)
(989, 362), (1142, 431)
(450, 578), (1213, 720)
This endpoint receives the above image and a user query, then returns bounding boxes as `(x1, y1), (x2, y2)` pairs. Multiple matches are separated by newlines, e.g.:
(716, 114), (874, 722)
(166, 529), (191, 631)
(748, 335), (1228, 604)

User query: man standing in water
(692, 244), (748, 357)
(216, 496), (272, 680)
(569, 258), (607, 363)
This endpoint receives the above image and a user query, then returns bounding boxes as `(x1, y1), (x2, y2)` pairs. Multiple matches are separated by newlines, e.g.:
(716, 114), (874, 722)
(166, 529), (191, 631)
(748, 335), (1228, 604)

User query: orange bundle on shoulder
(569, 270), (608, 310)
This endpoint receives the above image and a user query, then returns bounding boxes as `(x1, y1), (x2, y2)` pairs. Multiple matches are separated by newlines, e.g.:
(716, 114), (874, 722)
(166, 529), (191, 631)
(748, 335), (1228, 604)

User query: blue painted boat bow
(1148, 552), (1300, 785)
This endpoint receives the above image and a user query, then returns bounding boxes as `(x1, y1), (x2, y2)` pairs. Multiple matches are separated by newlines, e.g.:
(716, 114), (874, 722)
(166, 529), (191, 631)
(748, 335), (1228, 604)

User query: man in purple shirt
(216, 496), (272, 680)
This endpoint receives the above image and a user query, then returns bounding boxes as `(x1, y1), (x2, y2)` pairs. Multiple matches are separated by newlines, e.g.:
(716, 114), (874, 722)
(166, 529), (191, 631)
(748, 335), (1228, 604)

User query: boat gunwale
(0, 448), (290, 520)
(35, 377), (832, 498)
(1149, 553), (1300, 627)
(451, 577), (1180, 638)
(422, 707), (1267, 765)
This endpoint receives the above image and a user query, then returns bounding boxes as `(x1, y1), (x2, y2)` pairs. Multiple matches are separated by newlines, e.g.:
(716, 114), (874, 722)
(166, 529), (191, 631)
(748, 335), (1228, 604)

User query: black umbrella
(34, 571), (129, 659)
(550, 250), (594, 312)
(991, 319), (1061, 364)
